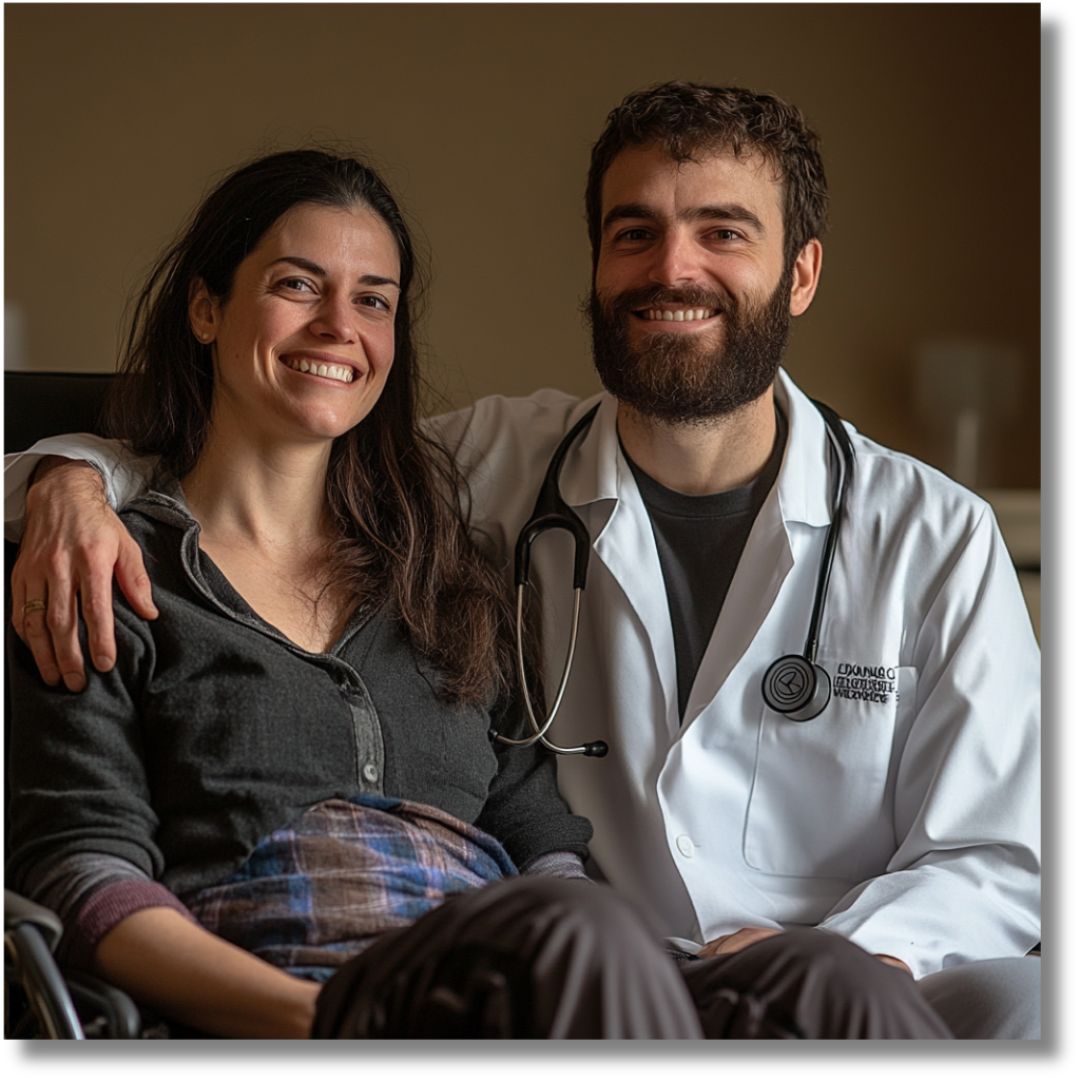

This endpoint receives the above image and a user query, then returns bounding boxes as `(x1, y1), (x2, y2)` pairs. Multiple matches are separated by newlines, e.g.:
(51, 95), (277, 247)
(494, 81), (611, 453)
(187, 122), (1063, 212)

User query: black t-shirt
(623, 410), (787, 722)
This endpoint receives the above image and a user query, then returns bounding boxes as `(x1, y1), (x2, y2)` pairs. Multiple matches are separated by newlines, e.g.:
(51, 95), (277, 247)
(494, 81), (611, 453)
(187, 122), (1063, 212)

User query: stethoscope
(491, 398), (855, 758)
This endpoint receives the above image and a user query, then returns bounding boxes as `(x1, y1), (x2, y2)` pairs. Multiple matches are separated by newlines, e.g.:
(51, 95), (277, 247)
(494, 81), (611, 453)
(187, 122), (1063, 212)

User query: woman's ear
(188, 279), (219, 344)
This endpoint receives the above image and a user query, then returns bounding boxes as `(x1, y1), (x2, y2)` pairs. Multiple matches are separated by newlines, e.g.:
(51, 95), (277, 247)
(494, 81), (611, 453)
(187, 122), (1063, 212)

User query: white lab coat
(429, 369), (1041, 977)
(4, 368), (1041, 977)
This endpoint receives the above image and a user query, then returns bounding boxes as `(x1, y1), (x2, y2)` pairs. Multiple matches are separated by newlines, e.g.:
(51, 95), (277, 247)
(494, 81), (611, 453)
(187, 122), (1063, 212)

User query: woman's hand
(11, 458), (157, 690)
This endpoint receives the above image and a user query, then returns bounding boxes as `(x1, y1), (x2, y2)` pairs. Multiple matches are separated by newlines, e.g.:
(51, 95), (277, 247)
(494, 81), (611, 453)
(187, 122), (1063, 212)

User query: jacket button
(362, 762), (379, 783)
(675, 835), (694, 858)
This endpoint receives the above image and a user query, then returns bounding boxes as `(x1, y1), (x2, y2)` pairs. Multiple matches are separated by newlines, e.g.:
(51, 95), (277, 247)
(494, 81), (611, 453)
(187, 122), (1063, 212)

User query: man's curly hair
(585, 82), (828, 271)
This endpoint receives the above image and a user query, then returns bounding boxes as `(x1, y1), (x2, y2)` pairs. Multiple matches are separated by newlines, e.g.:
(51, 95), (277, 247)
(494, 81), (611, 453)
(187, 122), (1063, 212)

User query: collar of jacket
(557, 367), (837, 528)
(126, 476), (201, 533)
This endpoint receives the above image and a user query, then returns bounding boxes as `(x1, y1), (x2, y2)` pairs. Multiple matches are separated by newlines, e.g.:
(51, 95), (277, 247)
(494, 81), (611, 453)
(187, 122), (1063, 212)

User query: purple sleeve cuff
(66, 879), (197, 970)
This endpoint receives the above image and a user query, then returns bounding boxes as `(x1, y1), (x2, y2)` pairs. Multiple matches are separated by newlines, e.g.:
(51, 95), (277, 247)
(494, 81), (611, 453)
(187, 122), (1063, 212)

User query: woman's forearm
(94, 906), (320, 1038)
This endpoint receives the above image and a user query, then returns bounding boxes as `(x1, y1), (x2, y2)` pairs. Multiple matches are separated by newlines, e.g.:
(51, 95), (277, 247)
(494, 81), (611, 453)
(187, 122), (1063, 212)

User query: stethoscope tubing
(497, 586), (590, 753)
(493, 396), (856, 754)
(802, 401), (854, 663)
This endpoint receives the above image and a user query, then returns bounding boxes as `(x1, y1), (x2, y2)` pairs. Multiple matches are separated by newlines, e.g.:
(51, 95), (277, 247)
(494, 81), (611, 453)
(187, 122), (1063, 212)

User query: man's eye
(616, 228), (651, 242)
(710, 229), (741, 241)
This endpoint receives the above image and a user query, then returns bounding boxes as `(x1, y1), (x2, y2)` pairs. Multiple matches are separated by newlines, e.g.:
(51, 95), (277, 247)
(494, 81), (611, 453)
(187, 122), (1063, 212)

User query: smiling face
(189, 201), (401, 447)
(590, 142), (821, 423)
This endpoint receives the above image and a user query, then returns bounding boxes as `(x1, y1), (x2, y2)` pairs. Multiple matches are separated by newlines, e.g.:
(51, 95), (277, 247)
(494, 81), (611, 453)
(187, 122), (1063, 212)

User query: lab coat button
(362, 762), (379, 783)
(675, 835), (694, 858)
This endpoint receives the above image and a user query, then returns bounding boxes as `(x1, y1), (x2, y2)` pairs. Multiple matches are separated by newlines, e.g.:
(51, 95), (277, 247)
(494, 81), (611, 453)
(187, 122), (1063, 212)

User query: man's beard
(588, 268), (793, 425)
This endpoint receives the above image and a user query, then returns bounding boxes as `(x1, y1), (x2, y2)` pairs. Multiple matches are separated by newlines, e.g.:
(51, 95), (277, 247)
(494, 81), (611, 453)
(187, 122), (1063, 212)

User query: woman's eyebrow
(270, 255), (400, 289)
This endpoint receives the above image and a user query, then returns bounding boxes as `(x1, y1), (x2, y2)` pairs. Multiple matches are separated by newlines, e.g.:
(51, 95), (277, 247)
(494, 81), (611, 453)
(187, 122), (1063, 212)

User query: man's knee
(684, 929), (953, 1038)
(445, 875), (659, 956)
(761, 928), (901, 990)
(917, 957), (1041, 1039)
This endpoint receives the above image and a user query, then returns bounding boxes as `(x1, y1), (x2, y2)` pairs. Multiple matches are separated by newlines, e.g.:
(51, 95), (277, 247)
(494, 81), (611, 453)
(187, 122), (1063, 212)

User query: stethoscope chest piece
(762, 654), (832, 722)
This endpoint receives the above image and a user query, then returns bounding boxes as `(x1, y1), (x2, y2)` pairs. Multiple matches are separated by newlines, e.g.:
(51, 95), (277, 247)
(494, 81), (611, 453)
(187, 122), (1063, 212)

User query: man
(6, 83), (1039, 1037)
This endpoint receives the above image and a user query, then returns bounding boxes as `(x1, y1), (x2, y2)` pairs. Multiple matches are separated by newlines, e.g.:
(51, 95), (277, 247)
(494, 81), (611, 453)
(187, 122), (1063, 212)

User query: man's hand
(875, 954), (913, 975)
(698, 926), (783, 958)
(11, 458), (157, 690)
(700, 928), (913, 975)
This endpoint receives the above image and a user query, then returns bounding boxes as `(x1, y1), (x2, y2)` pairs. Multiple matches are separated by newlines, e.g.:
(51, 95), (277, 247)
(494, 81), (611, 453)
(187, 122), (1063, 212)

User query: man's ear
(188, 279), (219, 344)
(788, 239), (823, 317)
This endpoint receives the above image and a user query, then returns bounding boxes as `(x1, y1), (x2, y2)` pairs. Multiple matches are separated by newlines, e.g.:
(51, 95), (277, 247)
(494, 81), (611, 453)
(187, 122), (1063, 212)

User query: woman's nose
(309, 294), (356, 342)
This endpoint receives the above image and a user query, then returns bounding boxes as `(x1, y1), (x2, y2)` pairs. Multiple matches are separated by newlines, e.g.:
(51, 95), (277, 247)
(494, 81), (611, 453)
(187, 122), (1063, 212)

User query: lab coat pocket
(743, 663), (914, 881)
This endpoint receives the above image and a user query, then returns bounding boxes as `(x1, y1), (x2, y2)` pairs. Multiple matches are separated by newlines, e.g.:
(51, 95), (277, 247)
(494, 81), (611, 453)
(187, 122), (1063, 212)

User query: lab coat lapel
(682, 371), (834, 723)
(683, 492), (794, 723)
(562, 396), (680, 735)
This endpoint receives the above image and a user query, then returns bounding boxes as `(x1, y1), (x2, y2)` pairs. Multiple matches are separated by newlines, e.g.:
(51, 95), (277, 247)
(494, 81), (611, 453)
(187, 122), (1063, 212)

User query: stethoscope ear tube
(514, 513), (591, 591)
(513, 404), (601, 591)
(495, 403), (608, 756)
(492, 585), (609, 756)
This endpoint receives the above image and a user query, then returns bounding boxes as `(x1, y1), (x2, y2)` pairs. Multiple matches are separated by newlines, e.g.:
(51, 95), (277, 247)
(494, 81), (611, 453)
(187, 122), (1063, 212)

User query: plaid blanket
(182, 795), (517, 981)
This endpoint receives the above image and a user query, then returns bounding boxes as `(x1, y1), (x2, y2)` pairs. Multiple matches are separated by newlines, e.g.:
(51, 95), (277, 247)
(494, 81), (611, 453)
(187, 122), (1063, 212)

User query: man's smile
(634, 306), (720, 324)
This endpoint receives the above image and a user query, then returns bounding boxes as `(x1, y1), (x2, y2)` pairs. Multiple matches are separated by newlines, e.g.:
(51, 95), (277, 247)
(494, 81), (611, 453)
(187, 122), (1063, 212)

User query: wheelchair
(5, 371), (151, 1038)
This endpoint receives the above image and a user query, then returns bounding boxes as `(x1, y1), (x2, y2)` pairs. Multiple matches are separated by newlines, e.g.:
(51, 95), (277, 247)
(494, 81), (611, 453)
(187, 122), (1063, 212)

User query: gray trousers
(916, 957), (1041, 1039)
(312, 877), (951, 1039)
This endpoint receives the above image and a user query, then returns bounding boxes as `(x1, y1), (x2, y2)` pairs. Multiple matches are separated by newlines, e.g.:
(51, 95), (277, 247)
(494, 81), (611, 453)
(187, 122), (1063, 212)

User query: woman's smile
(278, 351), (364, 385)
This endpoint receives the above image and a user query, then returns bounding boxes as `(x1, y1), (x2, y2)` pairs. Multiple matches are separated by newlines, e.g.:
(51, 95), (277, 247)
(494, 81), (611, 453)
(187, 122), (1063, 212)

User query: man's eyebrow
(270, 256), (400, 289)
(601, 203), (765, 234)
(601, 204), (659, 232)
(686, 204), (764, 233)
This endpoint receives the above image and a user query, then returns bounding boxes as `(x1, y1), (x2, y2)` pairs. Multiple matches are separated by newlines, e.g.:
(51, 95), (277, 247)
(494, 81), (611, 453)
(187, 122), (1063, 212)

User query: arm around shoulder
(4, 433), (152, 540)
(9, 453), (158, 690)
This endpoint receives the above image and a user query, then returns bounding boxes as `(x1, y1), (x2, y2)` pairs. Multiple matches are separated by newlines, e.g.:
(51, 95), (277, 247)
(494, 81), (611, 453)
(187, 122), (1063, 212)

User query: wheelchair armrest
(64, 968), (142, 1038)
(4, 913), (84, 1038)
(5, 889), (141, 1038)
(5, 888), (64, 952)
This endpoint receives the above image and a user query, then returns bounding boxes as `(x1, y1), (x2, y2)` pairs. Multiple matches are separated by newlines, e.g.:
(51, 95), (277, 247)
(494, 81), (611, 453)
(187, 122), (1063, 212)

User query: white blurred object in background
(914, 338), (1023, 489)
(913, 339), (1038, 640)
(5, 301), (30, 370)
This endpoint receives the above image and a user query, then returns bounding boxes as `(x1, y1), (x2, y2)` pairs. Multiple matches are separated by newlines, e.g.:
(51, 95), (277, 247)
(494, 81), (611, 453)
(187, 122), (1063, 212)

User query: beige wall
(5, 3), (1040, 487)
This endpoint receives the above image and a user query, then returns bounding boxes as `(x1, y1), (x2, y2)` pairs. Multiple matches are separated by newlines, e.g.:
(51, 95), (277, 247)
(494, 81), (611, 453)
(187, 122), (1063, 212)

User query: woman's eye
(279, 277), (315, 293)
(359, 295), (391, 312)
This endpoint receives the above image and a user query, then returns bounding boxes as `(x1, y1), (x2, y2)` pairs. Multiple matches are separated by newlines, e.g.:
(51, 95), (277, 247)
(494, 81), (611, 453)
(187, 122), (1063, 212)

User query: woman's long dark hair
(105, 149), (515, 708)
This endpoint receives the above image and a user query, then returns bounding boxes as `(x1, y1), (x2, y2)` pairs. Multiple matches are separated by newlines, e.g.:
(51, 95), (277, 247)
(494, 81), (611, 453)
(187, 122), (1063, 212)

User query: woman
(6, 150), (699, 1038)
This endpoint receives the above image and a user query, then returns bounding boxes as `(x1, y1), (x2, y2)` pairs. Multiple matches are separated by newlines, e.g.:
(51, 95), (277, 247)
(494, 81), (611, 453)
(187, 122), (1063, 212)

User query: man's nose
(647, 232), (700, 287)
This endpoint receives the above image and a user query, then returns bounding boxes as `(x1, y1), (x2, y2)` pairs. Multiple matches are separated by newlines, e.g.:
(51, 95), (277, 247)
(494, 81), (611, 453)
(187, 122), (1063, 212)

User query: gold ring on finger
(22, 599), (47, 616)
